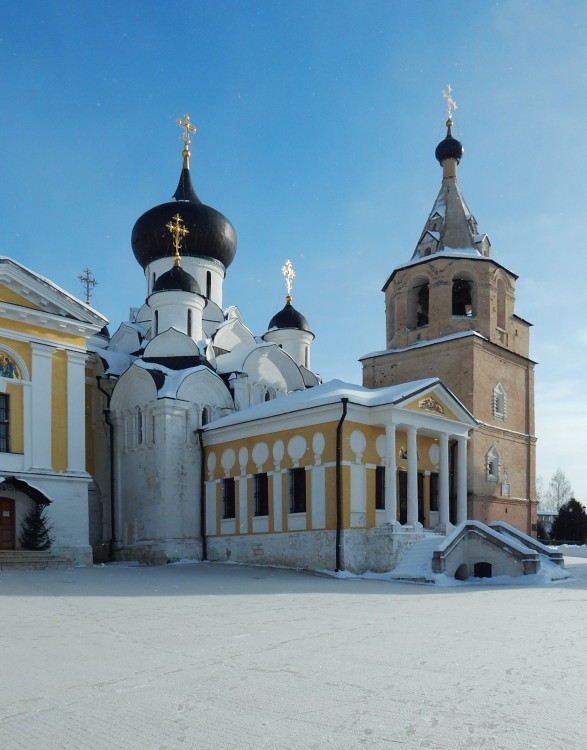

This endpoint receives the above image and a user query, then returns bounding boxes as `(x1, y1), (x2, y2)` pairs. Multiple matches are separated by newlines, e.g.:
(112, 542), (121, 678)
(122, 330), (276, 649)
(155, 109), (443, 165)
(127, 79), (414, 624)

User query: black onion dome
(152, 264), (201, 294)
(435, 121), (464, 164)
(131, 167), (237, 269)
(268, 300), (310, 331)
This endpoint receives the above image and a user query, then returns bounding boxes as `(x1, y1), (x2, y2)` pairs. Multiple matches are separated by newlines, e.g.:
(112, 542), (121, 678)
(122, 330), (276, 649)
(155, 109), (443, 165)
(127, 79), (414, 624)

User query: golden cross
(442, 84), (457, 122)
(166, 213), (190, 264)
(281, 259), (296, 301)
(177, 113), (197, 149)
(78, 267), (97, 305)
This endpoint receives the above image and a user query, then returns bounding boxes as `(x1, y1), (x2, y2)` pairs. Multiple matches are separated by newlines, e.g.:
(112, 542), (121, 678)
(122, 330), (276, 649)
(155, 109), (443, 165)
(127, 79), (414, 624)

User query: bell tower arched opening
(407, 277), (430, 330)
(452, 275), (475, 317)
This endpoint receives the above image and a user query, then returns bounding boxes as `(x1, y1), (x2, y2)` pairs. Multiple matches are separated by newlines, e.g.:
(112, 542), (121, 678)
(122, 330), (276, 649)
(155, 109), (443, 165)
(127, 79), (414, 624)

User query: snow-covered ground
(1, 555), (587, 749)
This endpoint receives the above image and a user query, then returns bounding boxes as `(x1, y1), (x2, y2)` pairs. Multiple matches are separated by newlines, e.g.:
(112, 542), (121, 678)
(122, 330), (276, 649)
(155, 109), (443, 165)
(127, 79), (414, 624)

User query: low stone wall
(207, 530), (336, 570)
(113, 539), (204, 565)
(207, 525), (428, 574)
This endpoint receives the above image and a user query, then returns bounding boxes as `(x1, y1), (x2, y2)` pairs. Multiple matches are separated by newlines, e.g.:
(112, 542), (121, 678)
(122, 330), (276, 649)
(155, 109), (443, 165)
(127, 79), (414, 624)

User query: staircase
(388, 535), (444, 582)
(0, 550), (73, 570)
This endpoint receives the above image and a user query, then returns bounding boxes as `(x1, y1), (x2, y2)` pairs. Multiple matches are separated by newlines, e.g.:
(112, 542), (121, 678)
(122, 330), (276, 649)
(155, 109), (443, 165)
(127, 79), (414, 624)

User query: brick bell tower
(361, 91), (537, 534)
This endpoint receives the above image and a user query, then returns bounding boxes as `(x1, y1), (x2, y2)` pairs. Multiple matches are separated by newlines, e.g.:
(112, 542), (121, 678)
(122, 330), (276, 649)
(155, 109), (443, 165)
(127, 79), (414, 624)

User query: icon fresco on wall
(0, 352), (20, 379)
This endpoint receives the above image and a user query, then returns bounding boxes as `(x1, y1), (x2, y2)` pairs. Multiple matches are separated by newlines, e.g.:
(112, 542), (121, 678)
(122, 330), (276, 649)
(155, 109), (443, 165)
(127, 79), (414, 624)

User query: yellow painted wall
(207, 415), (460, 536)
(6, 382), (24, 453)
(51, 350), (68, 472)
(0, 284), (43, 309)
(1, 318), (85, 349)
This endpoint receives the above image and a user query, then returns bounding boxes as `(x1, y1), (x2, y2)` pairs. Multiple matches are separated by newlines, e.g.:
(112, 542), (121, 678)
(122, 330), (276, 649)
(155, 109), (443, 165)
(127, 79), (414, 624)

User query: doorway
(398, 472), (424, 525)
(0, 498), (15, 550)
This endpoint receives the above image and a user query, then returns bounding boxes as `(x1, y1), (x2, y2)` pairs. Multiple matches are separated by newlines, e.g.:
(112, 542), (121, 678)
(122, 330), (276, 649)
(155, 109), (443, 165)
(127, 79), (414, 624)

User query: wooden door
(0, 498), (15, 550)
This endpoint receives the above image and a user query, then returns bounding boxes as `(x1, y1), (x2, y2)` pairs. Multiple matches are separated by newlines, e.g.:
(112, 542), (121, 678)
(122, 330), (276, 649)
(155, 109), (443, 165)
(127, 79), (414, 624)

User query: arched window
(486, 446), (500, 481)
(407, 277), (430, 329)
(154, 310), (159, 336)
(497, 278), (506, 329)
(264, 389), (272, 402)
(187, 309), (192, 337)
(137, 408), (143, 445)
(452, 278), (474, 316)
(152, 272), (156, 291)
(304, 347), (309, 368)
(493, 383), (507, 419)
(206, 271), (212, 299)
(201, 406), (211, 426)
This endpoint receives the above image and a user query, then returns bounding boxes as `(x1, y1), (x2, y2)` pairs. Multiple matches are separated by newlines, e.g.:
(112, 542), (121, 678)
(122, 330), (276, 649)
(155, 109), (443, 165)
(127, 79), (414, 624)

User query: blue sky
(1, 0), (586, 501)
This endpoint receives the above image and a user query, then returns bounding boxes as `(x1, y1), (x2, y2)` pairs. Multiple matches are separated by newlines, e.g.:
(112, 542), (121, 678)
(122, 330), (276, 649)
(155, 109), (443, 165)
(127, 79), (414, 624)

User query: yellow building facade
(0, 258), (106, 563)
(203, 378), (476, 572)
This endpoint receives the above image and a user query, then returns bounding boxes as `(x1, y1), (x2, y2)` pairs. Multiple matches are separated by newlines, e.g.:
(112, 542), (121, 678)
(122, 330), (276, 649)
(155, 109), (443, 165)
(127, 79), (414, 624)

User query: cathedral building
(1, 106), (542, 576)
(85, 115), (477, 570)
(361, 110), (537, 535)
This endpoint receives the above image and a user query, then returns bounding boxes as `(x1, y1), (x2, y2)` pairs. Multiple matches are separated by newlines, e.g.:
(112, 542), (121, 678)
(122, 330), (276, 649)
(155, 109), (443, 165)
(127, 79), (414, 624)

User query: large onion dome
(131, 162), (237, 270)
(268, 297), (311, 331)
(152, 263), (200, 294)
(435, 119), (464, 164)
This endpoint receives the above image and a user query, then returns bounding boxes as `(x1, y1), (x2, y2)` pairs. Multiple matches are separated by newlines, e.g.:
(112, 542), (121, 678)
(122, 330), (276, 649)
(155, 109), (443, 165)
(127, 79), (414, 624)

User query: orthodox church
(0, 103), (539, 576)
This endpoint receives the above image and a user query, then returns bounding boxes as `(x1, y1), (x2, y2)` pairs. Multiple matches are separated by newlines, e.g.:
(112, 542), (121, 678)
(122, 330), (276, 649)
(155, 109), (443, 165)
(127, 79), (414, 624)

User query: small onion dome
(131, 166), (237, 270)
(268, 298), (310, 331)
(435, 119), (464, 164)
(152, 264), (201, 294)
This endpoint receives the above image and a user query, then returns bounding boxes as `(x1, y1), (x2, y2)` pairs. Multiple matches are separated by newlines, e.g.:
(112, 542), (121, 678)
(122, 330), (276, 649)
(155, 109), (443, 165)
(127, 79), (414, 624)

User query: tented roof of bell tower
(409, 120), (490, 262)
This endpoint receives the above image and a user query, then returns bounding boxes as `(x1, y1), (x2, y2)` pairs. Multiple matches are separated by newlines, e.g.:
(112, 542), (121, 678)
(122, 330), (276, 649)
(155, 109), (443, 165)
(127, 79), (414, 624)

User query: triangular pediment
(0, 257), (107, 334)
(396, 381), (475, 426)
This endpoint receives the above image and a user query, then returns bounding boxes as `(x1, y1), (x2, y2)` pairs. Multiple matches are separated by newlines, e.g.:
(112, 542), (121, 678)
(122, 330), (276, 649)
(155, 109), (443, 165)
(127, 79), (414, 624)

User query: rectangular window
(375, 466), (385, 510)
(222, 478), (236, 519)
(0, 394), (10, 453)
(288, 468), (306, 514)
(430, 472), (439, 512)
(254, 473), (269, 517)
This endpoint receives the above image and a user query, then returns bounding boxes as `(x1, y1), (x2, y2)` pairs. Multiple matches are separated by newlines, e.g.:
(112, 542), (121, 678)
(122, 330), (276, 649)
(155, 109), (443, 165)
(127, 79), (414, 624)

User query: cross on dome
(177, 114), (197, 148)
(281, 259), (296, 303)
(166, 213), (190, 266)
(442, 84), (457, 125)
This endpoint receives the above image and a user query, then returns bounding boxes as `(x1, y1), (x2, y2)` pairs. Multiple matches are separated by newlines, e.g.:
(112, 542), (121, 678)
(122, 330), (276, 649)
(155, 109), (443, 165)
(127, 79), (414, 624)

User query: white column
(110, 413), (124, 544)
(22, 383), (33, 469)
(439, 432), (450, 526)
(30, 343), (53, 469)
(384, 424), (397, 524)
(407, 425), (418, 525)
(457, 436), (468, 523)
(66, 350), (88, 472)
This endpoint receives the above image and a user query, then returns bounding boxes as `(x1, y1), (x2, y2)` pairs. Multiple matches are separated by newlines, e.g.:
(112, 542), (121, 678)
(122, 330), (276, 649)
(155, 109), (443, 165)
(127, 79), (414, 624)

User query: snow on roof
(205, 377), (440, 430)
(0, 256), (108, 325)
(131, 359), (218, 397)
(90, 347), (134, 376)
(435, 519), (534, 556)
(216, 342), (274, 374)
(359, 330), (487, 360)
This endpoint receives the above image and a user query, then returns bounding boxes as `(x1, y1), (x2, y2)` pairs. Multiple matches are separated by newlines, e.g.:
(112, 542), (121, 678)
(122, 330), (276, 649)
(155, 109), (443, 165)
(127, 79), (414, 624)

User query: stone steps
(0, 550), (73, 570)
